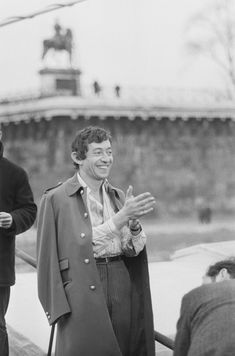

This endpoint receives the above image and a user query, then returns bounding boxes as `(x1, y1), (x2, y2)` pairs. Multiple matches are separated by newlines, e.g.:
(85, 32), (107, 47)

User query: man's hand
(112, 185), (156, 230)
(123, 185), (156, 220)
(0, 212), (13, 229)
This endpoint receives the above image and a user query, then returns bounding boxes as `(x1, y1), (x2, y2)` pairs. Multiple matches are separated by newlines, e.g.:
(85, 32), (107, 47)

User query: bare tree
(185, 0), (235, 97)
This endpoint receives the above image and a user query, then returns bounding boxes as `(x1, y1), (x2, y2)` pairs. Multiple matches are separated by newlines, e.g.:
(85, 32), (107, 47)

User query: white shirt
(76, 173), (146, 258)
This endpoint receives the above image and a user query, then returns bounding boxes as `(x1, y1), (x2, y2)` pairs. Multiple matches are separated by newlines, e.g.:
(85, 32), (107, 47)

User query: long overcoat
(37, 174), (155, 356)
(0, 141), (37, 286)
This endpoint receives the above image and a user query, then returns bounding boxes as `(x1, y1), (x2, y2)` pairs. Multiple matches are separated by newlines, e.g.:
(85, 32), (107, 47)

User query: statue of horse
(42, 23), (73, 64)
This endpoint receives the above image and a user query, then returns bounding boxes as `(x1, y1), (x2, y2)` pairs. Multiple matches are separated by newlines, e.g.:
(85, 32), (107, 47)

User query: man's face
(79, 140), (113, 181)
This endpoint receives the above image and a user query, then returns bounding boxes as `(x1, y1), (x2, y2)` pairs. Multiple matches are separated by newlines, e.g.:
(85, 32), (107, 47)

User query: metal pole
(15, 248), (36, 268)
(154, 330), (174, 350)
(47, 324), (56, 356)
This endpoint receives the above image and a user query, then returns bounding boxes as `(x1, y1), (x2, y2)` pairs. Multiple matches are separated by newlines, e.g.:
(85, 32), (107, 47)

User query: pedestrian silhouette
(114, 85), (121, 98)
(93, 81), (102, 96)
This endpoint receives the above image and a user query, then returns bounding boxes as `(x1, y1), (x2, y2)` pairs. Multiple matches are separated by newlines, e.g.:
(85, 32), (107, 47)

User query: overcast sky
(0, 0), (225, 96)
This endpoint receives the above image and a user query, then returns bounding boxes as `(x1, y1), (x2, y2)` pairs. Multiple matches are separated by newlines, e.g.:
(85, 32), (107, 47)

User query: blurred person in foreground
(0, 126), (37, 356)
(174, 259), (235, 356)
(37, 126), (156, 356)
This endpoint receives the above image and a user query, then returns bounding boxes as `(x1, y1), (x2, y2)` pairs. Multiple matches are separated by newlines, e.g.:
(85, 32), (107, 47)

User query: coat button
(80, 189), (84, 195)
(90, 285), (96, 291)
(80, 233), (85, 238)
(84, 259), (90, 264)
(84, 212), (88, 218)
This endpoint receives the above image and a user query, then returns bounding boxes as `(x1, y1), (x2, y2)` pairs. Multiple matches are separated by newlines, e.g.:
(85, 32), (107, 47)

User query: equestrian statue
(42, 22), (73, 64)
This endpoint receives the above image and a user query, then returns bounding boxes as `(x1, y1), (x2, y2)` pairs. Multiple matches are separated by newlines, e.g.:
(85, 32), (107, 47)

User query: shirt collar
(76, 172), (88, 189)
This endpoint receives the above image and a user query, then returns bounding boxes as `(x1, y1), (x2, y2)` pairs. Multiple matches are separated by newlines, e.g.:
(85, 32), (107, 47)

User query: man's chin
(97, 174), (109, 180)
(96, 169), (110, 179)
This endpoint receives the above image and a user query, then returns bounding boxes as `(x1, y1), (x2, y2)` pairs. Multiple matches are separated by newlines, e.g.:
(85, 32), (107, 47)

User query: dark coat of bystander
(0, 141), (37, 286)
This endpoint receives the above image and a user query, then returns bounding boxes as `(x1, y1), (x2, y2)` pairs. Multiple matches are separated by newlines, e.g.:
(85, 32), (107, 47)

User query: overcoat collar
(65, 173), (121, 200)
(65, 174), (83, 196)
(0, 141), (3, 159)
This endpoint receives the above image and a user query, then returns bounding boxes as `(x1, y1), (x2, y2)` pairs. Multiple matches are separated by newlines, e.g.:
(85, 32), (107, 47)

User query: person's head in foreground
(202, 258), (235, 284)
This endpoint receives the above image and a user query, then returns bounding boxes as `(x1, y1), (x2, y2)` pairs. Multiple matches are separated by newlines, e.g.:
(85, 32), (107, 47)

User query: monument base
(39, 67), (82, 97)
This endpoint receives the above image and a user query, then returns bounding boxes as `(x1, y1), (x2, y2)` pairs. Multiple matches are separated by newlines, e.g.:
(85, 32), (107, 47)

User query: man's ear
(217, 268), (231, 282)
(71, 152), (83, 165)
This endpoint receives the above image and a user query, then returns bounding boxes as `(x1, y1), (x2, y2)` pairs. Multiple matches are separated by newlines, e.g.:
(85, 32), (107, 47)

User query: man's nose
(100, 156), (109, 163)
(100, 152), (110, 161)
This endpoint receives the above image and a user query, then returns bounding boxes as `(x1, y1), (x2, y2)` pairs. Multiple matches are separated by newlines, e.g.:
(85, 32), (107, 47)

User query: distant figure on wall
(93, 81), (102, 96)
(42, 21), (73, 64)
(198, 206), (212, 224)
(196, 197), (212, 224)
(114, 85), (121, 98)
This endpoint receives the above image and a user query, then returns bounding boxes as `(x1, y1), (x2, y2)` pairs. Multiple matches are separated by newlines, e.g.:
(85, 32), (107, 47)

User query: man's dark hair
(71, 126), (112, 169)
(206, 258), (235, 280)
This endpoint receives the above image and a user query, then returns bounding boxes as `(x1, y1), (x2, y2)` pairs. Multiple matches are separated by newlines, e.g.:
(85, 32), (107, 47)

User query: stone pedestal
(39, 67), (82, 97)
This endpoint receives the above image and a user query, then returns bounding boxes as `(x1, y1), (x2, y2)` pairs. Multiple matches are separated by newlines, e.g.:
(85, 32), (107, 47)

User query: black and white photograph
(1, 0), (235, 355)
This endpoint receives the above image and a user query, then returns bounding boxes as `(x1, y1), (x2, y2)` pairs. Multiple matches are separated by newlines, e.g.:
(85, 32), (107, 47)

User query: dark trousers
(0, 287), (10, 356)
(96, 259), (131, 356)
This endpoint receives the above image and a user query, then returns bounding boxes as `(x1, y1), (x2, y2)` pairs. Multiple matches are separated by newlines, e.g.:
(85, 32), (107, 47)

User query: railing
(154, 331), (174, 351)
(15, 248), (175, 352)
(15, 248), (37, 269)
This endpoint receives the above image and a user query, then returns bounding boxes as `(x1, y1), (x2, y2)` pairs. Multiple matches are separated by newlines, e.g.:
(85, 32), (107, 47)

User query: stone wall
(2, 116), (235, 217)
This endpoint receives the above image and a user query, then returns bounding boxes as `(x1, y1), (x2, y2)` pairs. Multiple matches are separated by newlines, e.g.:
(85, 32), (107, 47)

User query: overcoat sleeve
(10, 168), (37, 234)
(37, 193), (71, 325)
(173, 294), (191, 356)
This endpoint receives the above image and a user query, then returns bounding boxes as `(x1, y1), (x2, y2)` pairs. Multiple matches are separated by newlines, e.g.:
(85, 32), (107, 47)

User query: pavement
(8, 325), (44, 356)
(7, 273), (51, 355)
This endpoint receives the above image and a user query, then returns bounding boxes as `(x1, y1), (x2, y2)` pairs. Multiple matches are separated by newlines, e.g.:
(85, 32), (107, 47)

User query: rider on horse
(42, 21), (73, 63)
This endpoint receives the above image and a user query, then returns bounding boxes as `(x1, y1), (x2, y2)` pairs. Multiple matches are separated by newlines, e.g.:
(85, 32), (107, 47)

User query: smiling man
(37, 126), (156, 356)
